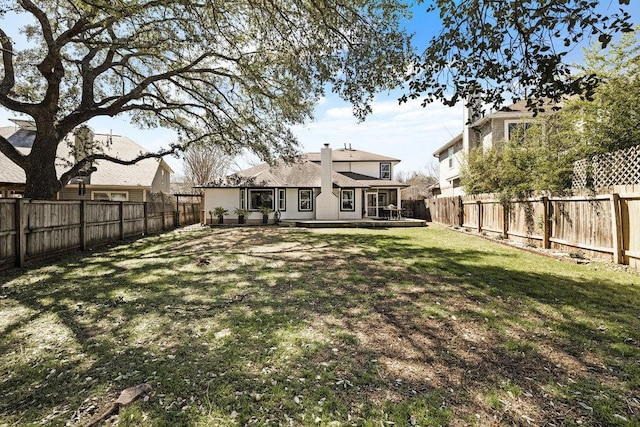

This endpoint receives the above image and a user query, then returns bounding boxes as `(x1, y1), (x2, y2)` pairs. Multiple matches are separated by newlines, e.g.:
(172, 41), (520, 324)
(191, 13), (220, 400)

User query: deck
(279, 218), (427, 228)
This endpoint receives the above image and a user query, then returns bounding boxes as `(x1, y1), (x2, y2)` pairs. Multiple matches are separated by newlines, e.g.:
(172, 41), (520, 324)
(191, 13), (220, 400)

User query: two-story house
(199, 144), (407, 223)
(432, 99), (559, 197)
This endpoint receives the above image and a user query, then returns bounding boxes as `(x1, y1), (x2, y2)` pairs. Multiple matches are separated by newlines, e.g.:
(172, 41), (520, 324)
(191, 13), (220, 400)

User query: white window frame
(239, 189), (246, 209)
(448, 147), (455, 169)
(504, 120), (532, 142)
(248, 189), (274, 211)
(91, 191), (129, 201)
(341, 189), (355, 211)
(298, 189), (313, 211)
(278, 188), (286, 211)
(380, 163), (391, 180)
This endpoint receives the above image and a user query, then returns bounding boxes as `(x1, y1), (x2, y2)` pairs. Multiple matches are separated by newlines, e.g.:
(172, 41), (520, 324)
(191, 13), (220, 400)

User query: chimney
(74, 125), (95, 161)
(462, 94), (481, 153)
(316, 143), (339, 220)
(73, 125), (95, 176)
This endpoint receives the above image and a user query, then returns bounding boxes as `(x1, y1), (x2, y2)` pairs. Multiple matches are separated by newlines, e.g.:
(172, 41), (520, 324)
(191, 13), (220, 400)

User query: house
(0, 119), (173, 200)
(199, 144), (407, 224)
(432, 99), (560, 197)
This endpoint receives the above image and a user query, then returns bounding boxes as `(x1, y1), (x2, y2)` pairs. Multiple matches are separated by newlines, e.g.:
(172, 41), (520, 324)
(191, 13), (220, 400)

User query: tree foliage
(461, 27), (640, 199)
(461, 117), (579, 200)
(562, 26), (640, 156)
(397, 169), (438, 200)
(0, 0), (411, 199)
(183, 144), (232, 188)
(405, 0), (635, 112)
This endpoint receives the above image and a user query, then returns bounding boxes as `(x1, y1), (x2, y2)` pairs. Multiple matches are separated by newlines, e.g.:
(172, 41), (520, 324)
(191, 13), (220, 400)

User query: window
(505, 120), (532, 142)
(92, 191), (128, 201)
(239, 189), (246, 209)
(341, 189), (355, 211)
(278, 189), (286, 211)
(380, 163), (391, 179)
(448, 147), (455, 169)
(298, 189), (313, 211)
(249, 189), (273, 210)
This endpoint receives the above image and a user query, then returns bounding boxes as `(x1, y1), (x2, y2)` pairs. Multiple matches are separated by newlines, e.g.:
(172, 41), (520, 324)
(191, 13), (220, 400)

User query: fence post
(143, 202), (149, 235)
(610, 193), (624, 264)
(457, 196), (463, 227)
(161, 203), (166, 230)
(119, 201), (125, 240)
(542, 196), (550, 249)
(14, 199), (25, 268)
(80, 200), (87, 250)
(477, 200), (482, 233)
(502, 202), (509, 239)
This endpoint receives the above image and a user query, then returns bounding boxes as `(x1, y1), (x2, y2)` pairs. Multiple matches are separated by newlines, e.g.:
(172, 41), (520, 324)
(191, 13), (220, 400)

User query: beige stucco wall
(151, 164), (171, 193)
(202, 188), (240, 223)
(337, 188), (363, 220)
(437, 139), (463, 189)
(279, 188), (316, 220)
(351, 161), (388, 179)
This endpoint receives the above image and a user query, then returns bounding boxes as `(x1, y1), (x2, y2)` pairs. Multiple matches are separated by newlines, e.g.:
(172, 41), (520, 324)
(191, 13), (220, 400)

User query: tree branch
(0, 28), (15, 97)
(58, 143), (186, 186)
(0, 135), (27, 169)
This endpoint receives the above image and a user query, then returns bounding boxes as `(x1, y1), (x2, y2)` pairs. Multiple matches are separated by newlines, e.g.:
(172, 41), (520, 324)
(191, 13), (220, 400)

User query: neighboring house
(0, 119), (172, 200)
(199, 144), (407, 223)
(432, 99), (559, 197)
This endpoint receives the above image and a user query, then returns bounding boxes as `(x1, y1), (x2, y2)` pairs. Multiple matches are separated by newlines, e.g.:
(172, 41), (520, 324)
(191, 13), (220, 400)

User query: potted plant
(213, 206), (228, 224)
(258, 206), (272, 224)
(234, 208), (249, 224)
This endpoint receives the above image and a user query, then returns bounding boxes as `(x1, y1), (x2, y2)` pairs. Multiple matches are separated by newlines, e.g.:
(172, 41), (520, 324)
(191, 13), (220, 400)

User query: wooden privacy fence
(0, 199), (201, 269)
(427, 185), (640, 270)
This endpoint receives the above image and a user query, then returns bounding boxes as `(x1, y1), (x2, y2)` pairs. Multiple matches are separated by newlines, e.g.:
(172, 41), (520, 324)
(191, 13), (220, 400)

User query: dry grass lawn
(1, 224), (639, 426)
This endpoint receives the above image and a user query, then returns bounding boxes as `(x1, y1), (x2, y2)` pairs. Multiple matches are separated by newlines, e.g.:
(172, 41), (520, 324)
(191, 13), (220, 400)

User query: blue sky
(1, 2), (638, 178)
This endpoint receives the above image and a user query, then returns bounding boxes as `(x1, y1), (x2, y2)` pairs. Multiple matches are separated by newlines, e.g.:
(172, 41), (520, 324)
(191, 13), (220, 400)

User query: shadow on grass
(1, 226), (639, 426)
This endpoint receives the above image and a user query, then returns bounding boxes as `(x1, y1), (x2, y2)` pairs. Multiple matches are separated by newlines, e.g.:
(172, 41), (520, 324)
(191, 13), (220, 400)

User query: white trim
(299, 189), (313, 211)
(504, 119), (532, 141)
(91, 190), (129, 201)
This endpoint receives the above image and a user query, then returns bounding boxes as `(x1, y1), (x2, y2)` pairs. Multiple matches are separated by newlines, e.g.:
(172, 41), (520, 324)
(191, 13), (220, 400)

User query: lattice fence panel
(572, 159), (589, 188)
(573, 145), (640, 189)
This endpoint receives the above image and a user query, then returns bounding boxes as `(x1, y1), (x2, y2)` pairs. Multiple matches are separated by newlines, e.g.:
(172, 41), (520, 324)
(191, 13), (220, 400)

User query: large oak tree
(1, 1), (636, 200)
(0, 0), (412, 199)
(405, 0), (635, 111)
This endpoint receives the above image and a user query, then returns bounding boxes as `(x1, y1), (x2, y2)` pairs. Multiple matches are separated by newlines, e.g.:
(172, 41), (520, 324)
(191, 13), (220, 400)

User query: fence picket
(427, 190), (638, 269)
(0, 199), (200, 269)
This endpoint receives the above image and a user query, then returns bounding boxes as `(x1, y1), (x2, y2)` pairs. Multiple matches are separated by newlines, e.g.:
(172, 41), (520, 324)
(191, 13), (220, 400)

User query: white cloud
(293, 94), (462, 174)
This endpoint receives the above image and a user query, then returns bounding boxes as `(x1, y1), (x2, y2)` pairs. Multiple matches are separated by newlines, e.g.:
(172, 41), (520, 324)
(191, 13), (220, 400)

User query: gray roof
(339, 172), (408, 188)
(0, 124), (172, 187)
(468, 97), (566, 129)
(305, 148), (400, 163)
(201, 158), (370, 188)
(0, 146), (29, 184)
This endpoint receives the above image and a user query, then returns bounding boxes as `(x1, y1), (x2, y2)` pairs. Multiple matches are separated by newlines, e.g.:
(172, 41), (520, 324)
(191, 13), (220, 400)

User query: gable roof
(469, 97), (566, 129)
(432, 133), (463, 157)
(0, 124), (172, 187)
(62, 133), (173, 187)
(200, 158), (369, 188)
(304, 148), (400, 163)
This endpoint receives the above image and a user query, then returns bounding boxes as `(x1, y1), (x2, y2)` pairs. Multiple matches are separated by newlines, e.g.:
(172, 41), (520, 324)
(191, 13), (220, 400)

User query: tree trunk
(23, 134), (63, 200)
